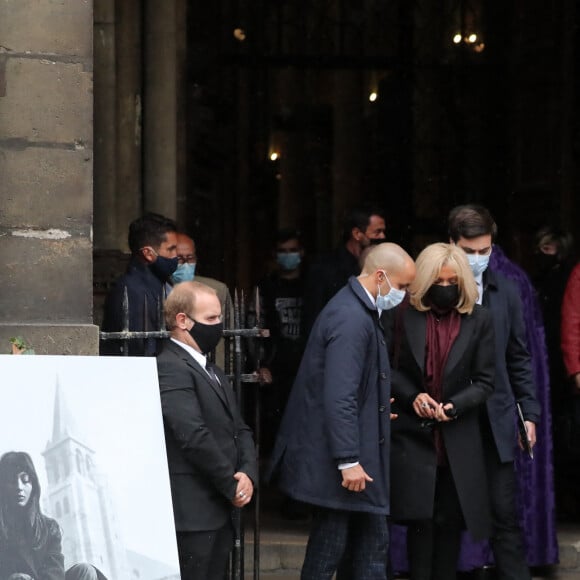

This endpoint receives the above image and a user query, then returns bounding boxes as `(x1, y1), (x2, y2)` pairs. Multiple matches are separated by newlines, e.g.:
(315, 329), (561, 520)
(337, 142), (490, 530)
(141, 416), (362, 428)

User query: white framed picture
(0, 355), (180, 580)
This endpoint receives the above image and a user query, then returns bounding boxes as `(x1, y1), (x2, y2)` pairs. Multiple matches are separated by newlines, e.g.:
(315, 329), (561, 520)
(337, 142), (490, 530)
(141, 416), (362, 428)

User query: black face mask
(150, 255), (179, 282)
(426, 284), (459, 312)
(188, 320), (224, 354)
(535, 252), (559, 273)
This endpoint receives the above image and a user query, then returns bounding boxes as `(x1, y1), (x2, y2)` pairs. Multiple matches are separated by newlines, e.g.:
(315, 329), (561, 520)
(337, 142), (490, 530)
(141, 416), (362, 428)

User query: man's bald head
(358, 242), (416, 299)
(176, 233), (197, 265)
(361, 243), (412, 275)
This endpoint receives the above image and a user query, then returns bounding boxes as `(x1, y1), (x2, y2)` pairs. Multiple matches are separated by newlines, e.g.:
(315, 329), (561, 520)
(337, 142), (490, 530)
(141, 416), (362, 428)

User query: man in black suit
(157, 281), (257, 580)
(449, 205), (541, 580)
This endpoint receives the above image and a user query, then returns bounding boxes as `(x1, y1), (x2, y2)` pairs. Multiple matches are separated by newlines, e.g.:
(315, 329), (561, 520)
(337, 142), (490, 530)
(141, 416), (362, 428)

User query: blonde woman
(386, 243), (495, 580)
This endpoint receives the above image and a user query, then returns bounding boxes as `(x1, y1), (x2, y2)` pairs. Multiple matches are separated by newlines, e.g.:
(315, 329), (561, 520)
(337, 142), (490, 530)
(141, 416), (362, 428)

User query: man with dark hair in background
(302, 204), (386, 335)
(101, 212), (178, 356)
(448, 204), (540, 580)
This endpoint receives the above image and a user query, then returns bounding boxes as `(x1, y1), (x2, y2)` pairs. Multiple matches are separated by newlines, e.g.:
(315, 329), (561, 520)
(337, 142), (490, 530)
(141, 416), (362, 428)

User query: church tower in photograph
(42, 378), (129, 579)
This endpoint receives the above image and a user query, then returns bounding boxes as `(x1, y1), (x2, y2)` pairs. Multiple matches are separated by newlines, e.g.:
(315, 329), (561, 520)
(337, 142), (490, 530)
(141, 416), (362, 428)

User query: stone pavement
(242, 516), (580, 579)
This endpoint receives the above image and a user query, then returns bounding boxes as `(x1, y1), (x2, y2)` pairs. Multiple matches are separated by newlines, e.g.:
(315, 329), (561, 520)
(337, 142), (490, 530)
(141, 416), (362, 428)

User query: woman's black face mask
(426, 284), (459, 312)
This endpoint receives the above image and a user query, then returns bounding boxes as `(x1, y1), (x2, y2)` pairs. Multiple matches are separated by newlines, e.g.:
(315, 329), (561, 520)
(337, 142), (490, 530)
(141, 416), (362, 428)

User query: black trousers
(406, 466), (464, 580)
(485, 450), (531, 580)
(176, 523), (233, 580)
(301, 507), (389, 580)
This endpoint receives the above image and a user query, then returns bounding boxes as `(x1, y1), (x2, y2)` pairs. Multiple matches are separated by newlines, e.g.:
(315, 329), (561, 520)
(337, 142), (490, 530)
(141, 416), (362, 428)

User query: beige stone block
(0, 237), (93, 324)
(0, 324), (99, 355)
(0, 0), (92, 57)
(0, 57), (92, 144)
(0, 148), (92, 229)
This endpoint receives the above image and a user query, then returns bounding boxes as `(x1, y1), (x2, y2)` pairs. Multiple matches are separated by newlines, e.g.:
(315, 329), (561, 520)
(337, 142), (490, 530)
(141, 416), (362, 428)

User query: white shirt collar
(474, 272), (483, 305)
(362, 285), (381, 317)
(170, 337), (207, 369)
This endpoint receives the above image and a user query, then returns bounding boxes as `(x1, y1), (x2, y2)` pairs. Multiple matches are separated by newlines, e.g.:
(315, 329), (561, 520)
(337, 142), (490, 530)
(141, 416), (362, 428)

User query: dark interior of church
(177, 0), (579, 290)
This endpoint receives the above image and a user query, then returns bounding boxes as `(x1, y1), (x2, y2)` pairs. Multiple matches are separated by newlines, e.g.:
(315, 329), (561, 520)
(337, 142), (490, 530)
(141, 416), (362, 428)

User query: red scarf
(424, 308), (461, 465)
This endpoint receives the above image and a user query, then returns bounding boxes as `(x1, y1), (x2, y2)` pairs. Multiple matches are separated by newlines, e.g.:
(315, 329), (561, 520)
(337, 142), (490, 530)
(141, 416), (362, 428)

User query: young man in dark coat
(449, 205), (541, 580)
(101, 213), (178, 356)
(156, 281), (257, 580)
(269, 243), (416, 580)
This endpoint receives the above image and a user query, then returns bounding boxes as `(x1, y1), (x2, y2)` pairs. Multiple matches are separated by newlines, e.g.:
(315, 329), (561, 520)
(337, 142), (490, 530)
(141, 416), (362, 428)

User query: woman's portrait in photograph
(0, 451), (105, 580)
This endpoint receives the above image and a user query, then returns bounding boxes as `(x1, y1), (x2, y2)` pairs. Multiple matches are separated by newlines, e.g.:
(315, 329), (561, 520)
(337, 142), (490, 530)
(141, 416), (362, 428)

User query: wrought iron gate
(99, 286), (269, 580)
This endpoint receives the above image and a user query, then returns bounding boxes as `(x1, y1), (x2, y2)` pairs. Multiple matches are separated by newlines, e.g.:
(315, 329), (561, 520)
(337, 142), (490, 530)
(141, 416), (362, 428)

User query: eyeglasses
(177, 254), (196, 265)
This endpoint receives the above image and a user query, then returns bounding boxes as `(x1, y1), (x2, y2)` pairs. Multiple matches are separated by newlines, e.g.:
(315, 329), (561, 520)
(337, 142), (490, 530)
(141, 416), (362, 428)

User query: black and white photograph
(0, 355), (180, 580)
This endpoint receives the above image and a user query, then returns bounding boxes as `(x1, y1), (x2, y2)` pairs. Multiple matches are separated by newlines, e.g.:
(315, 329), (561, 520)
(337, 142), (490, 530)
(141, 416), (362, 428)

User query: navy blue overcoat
(269, 277), (392, 515)
(482, 269), (541, 462)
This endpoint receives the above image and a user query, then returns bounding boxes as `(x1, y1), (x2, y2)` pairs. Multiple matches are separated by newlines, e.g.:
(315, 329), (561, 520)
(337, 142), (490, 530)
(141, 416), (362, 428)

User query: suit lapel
(404, 308), (426, 373)
(165, 341), (232, 411)
(186, 358), (232, 411)
(443, 313), (472, 378)
(212, 364), (237, 414)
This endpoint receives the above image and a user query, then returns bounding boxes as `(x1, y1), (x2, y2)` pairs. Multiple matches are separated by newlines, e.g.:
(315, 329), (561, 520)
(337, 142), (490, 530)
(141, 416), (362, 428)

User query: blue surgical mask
(467, 253), (491, 277)
(172, 263), (196, 284)
(376, 271), (406, 310)
(277, 252), (302, 271)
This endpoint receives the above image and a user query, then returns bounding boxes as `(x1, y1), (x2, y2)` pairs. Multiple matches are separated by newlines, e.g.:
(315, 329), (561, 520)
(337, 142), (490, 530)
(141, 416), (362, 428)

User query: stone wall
(0, 0), (97, 354)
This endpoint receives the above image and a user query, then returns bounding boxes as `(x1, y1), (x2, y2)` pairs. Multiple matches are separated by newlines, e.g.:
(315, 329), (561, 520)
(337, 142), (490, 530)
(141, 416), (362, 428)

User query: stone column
(93, 0), (118, 250)
(143, 0), (187, 220)
(114, 0), (144, 249)
(0, 0), (97, 354)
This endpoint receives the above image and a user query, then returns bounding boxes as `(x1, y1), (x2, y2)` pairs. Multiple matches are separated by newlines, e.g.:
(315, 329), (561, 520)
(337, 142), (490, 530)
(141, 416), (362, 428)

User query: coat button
(379, 405), (386, 412)
(379, 437), (385, 445)
(380, 372), (387, 379)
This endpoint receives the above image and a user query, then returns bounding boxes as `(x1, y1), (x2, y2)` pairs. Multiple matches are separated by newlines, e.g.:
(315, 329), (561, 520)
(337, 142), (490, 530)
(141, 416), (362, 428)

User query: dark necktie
(205, 362), (223, 393)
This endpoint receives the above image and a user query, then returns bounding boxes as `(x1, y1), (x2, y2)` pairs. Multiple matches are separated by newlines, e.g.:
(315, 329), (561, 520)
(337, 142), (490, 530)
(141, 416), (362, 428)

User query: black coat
(302, 245), (360, 336)
(0, 516), (64, 580)
(269, 277), (392, 515)
(101, 258), (168, 356)
(482, 270), (541, 462)
(386, 305), (495, 540)
(156, 340), (258, 532)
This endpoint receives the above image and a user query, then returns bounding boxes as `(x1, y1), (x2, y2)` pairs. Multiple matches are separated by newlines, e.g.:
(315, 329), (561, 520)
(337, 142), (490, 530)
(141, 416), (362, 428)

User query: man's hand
(254, 368), (273, 384)
(518, 421), (537, 450)
(232, 472), (253, 508)
(341, 464), (373, 492)
(390, 397), (398, 421)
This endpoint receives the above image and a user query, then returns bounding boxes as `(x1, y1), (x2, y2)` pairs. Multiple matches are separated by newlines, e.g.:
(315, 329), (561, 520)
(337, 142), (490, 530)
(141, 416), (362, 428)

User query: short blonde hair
(410, 243), (478, 314)
(164, 281), (217, 329)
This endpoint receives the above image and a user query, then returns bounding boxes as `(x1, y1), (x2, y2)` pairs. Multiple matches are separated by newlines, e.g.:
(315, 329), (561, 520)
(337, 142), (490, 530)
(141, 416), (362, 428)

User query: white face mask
(467, 252), (491, 276)
(172, 262), (196, 284)
(376, 271), (406, 310)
